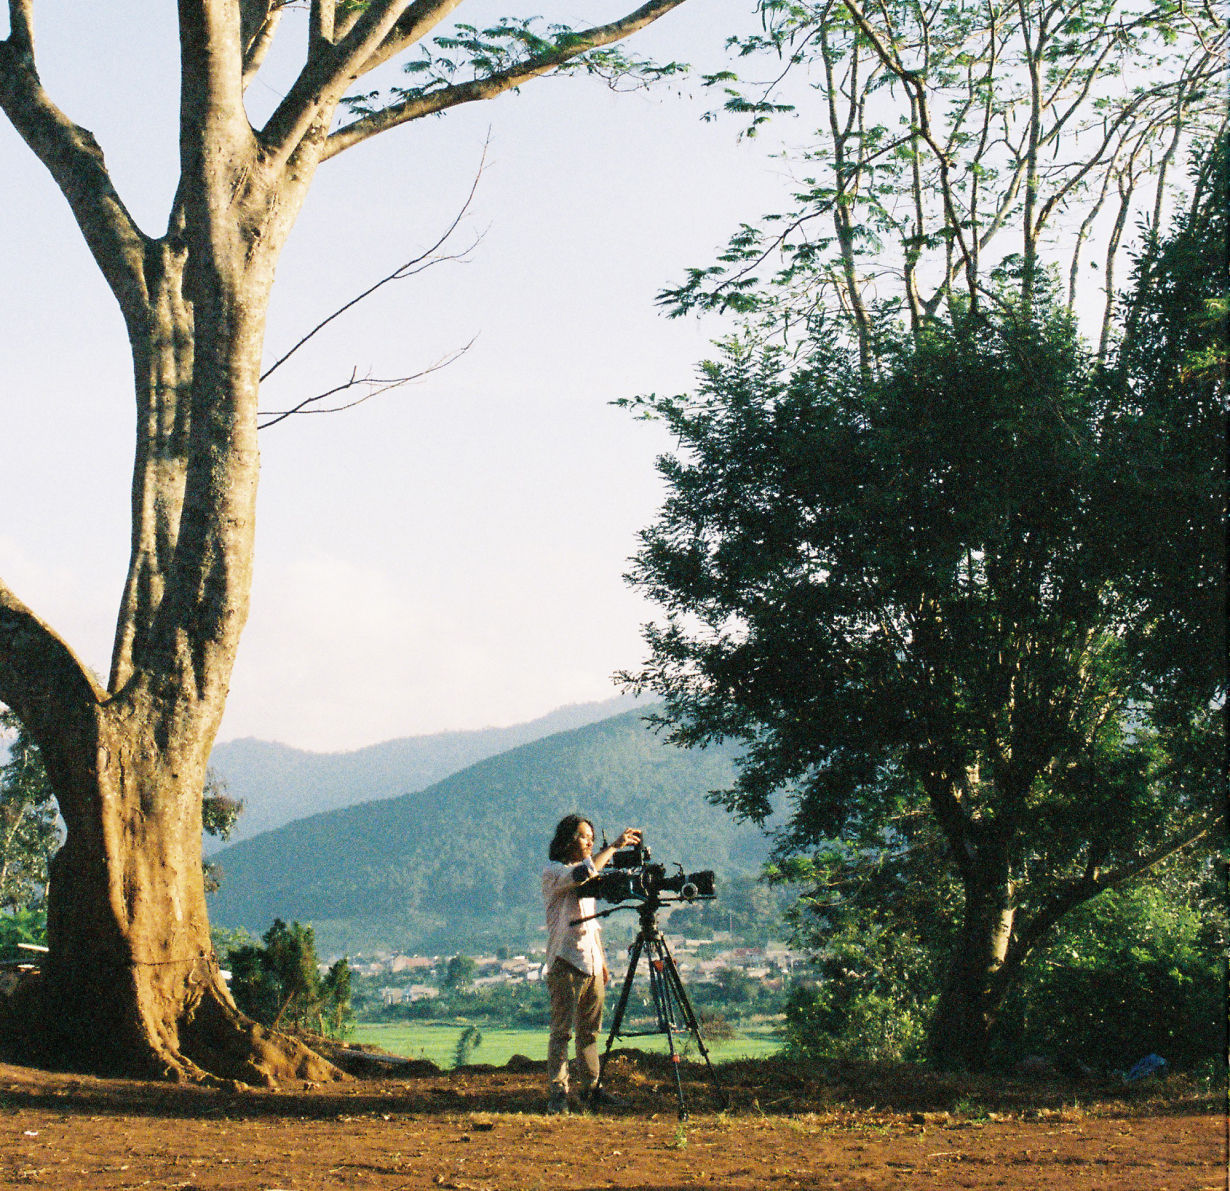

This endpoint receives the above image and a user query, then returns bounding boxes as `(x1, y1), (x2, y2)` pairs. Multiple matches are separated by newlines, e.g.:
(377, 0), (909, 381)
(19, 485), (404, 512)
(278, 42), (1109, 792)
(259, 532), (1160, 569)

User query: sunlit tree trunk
(0, 0), (691, 1081)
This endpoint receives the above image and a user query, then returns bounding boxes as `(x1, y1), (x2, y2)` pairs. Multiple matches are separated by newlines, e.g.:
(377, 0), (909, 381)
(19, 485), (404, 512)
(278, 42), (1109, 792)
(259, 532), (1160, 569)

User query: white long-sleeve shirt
(542, 858), (605, 976)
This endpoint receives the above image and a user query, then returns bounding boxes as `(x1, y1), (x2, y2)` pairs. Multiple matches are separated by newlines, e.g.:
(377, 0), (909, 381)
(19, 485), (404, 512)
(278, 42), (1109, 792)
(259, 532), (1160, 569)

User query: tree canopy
(620, 139), (1226, 1061)
(665, 0), (1225, 364)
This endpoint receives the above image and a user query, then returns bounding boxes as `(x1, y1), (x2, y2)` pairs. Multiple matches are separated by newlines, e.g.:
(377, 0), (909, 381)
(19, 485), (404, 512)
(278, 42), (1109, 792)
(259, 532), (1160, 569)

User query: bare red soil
(0, 1051), (1223, 1190)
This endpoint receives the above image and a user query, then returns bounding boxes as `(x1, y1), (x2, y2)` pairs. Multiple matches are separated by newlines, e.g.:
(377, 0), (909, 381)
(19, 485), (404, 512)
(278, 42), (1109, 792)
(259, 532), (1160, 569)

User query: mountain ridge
(207, 707), (765, 955)
(206, 693), (648, 845)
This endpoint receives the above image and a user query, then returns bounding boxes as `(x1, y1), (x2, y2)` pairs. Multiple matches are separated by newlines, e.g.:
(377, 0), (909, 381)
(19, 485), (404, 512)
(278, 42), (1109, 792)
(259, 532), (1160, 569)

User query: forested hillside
(206, 695), (645, 845)
(207, 709), (766, 955)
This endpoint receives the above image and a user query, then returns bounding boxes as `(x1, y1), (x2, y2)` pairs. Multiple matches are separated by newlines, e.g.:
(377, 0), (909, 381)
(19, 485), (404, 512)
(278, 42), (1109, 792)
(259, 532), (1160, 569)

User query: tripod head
(571, 886), (713, 932)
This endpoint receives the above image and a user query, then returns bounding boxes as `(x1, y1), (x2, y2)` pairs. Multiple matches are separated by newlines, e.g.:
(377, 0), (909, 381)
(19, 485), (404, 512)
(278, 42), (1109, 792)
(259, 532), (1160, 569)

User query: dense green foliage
(225, 919), (354, 1038)
(207, 708), (768, 953)
(623, 184), (1225, 1066)
(1098, 136), (1228, 715)
(0, 907), (47, 962)
(994, 862), (1226, 1071)
(0, 710), (61, 911)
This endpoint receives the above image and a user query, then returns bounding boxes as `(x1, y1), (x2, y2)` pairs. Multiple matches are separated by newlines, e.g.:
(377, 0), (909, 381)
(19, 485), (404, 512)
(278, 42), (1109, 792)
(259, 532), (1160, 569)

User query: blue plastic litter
(1125, 1054), (1167, 1081)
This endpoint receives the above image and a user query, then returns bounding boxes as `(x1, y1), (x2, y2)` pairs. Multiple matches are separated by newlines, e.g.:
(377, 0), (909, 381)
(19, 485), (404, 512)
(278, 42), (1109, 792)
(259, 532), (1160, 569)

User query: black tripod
(586, 897), (728, 1119)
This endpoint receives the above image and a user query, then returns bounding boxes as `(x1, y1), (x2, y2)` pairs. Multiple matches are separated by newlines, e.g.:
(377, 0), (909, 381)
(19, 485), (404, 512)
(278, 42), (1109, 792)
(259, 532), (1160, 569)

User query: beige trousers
(546, 957), (604, 1093)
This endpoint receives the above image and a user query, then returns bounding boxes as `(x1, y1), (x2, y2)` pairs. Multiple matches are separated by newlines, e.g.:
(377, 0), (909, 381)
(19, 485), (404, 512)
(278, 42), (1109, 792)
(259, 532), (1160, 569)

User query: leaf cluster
(343, 17), (686, 120)
(622, 291), (1221, 994)
(0, 710), (61, 913)
(225, 918), (355, 1038)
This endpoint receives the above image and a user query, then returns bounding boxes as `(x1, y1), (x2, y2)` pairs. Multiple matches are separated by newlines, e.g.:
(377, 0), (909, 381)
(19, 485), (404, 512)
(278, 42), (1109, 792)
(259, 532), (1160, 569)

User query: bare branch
(0, 18), (150, 319)
(323, 0), (689, 160)
(262, 0), (415, 164)
(0, 576), (103, 742)
(261, 138), (487, 382)
(242, 1), (285, 89)
(257, 340), (474, 429)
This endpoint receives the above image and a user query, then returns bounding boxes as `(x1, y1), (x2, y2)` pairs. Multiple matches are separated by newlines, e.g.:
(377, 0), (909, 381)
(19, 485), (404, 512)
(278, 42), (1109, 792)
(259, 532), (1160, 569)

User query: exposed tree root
(0, 968), (346, 1087)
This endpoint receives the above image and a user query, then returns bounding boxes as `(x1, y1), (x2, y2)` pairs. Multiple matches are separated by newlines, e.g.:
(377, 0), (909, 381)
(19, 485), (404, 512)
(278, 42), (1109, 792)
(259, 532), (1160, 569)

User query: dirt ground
(0, 1050), (1223, 1190)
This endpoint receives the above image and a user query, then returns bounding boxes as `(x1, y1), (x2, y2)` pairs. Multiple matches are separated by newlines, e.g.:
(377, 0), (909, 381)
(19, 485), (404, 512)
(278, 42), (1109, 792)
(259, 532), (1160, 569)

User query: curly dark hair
(548, 814), (593, 863)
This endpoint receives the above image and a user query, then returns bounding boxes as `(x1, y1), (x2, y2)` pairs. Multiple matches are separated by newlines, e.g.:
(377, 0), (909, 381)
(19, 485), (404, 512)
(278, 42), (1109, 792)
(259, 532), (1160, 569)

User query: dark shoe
(546, 1090), (569, 1116)
(585, 1085), (628, 1111)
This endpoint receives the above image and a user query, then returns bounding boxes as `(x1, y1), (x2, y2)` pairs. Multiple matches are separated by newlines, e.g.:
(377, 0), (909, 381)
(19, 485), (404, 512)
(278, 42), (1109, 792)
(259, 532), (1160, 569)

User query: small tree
(226, 919), (352, 1038)
(0, 710), (60, 912)
(453, 1023), (482, 1066)
(444, 954), (477, 989)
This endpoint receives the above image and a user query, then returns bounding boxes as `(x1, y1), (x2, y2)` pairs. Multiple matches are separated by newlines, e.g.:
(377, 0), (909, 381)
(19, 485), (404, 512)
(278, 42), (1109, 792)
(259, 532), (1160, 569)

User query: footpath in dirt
(0, 1050), (1223, 1190)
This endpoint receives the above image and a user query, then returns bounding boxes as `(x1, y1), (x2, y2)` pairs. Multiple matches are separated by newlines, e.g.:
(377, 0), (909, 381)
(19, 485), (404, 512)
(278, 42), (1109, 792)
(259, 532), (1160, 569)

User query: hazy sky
(0, 1), (795, 751)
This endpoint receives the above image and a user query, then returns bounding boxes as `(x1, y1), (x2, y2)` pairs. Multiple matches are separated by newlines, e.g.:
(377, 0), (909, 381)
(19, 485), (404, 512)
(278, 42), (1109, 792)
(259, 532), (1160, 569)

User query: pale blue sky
(0, 1), (793, 750)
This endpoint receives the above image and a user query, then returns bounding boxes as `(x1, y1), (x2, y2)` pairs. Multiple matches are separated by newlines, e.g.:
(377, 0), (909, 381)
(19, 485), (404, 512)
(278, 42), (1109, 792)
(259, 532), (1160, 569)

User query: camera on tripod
(590, 839), (716, 905)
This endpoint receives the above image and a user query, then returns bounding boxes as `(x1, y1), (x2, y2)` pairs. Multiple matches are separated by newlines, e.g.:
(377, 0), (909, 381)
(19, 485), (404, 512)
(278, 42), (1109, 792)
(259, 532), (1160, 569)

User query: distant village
(341, 939), (805, 1007)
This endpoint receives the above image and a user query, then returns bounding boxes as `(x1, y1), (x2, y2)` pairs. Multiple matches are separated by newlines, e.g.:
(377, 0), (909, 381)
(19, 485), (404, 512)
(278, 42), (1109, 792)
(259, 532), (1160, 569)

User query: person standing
(541, 815), (642, 1114)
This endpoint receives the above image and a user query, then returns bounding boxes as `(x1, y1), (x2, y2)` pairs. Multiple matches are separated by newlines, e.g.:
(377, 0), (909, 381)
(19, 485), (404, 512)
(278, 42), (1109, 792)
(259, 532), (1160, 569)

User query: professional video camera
(588, 840), (715, 905)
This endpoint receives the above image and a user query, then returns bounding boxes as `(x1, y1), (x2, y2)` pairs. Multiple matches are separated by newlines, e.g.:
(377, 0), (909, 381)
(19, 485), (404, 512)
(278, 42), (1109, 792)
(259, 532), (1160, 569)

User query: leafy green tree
(770, 818), (956, 1060)
(320, 957), (355, 1039)
(444, 954), (477, 989)
(713, 966), (755, 1003)
(621, 297), (1223, 1066)
(0, 710), (60, 912)
(226, 919), (352, 1038)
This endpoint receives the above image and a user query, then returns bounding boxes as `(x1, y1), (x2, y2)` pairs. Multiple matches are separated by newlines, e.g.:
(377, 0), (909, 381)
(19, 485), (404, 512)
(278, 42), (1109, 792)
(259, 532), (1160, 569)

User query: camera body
(591, 840), (715, 905)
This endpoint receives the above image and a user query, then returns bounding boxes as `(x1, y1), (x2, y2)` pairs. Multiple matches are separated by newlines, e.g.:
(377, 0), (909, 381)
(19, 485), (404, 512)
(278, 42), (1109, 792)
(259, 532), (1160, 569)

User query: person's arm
(591, 827), (642, 873)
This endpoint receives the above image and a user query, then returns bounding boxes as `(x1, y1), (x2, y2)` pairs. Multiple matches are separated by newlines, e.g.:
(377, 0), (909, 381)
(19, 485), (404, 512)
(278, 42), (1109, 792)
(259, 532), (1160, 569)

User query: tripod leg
(648, 949), (689, 1121)
(598, 935), (643, 1088)
(657, 936), (730, 1112)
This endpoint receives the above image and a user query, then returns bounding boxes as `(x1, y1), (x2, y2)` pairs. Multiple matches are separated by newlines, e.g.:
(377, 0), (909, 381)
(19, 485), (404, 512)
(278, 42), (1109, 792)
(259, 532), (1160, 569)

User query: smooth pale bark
(0, 0), (688, 1081)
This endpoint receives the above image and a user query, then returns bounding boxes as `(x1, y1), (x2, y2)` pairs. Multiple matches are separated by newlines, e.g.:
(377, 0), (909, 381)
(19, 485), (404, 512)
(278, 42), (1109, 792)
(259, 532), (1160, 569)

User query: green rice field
(351, 1022), (783, 1069)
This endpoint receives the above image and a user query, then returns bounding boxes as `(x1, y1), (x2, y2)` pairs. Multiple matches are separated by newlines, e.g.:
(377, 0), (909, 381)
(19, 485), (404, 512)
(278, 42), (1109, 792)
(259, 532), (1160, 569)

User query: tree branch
(322, 0), (689, 160)
(261, 0), (416, 164)
(354, 0), (477, 78)
(241, 0), (284, 89)
(310, 0), (337, 49)
(1006, 809), (1227, 972)
(0, 15), (150, 319)
(260, 139), (486, 382)
(257, 340), (473, 429)
(0, 577), (103, 742)
(178, 0), (251, 153)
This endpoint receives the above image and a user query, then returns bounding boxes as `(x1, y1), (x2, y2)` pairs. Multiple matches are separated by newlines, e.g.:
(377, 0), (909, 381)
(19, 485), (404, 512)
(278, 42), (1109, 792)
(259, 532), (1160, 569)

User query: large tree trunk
(23, 713), (334, 1083)
(927, 847), (1015, 1069)
(1, 218), (341, 1081)
(0, 0), (692, 1083)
